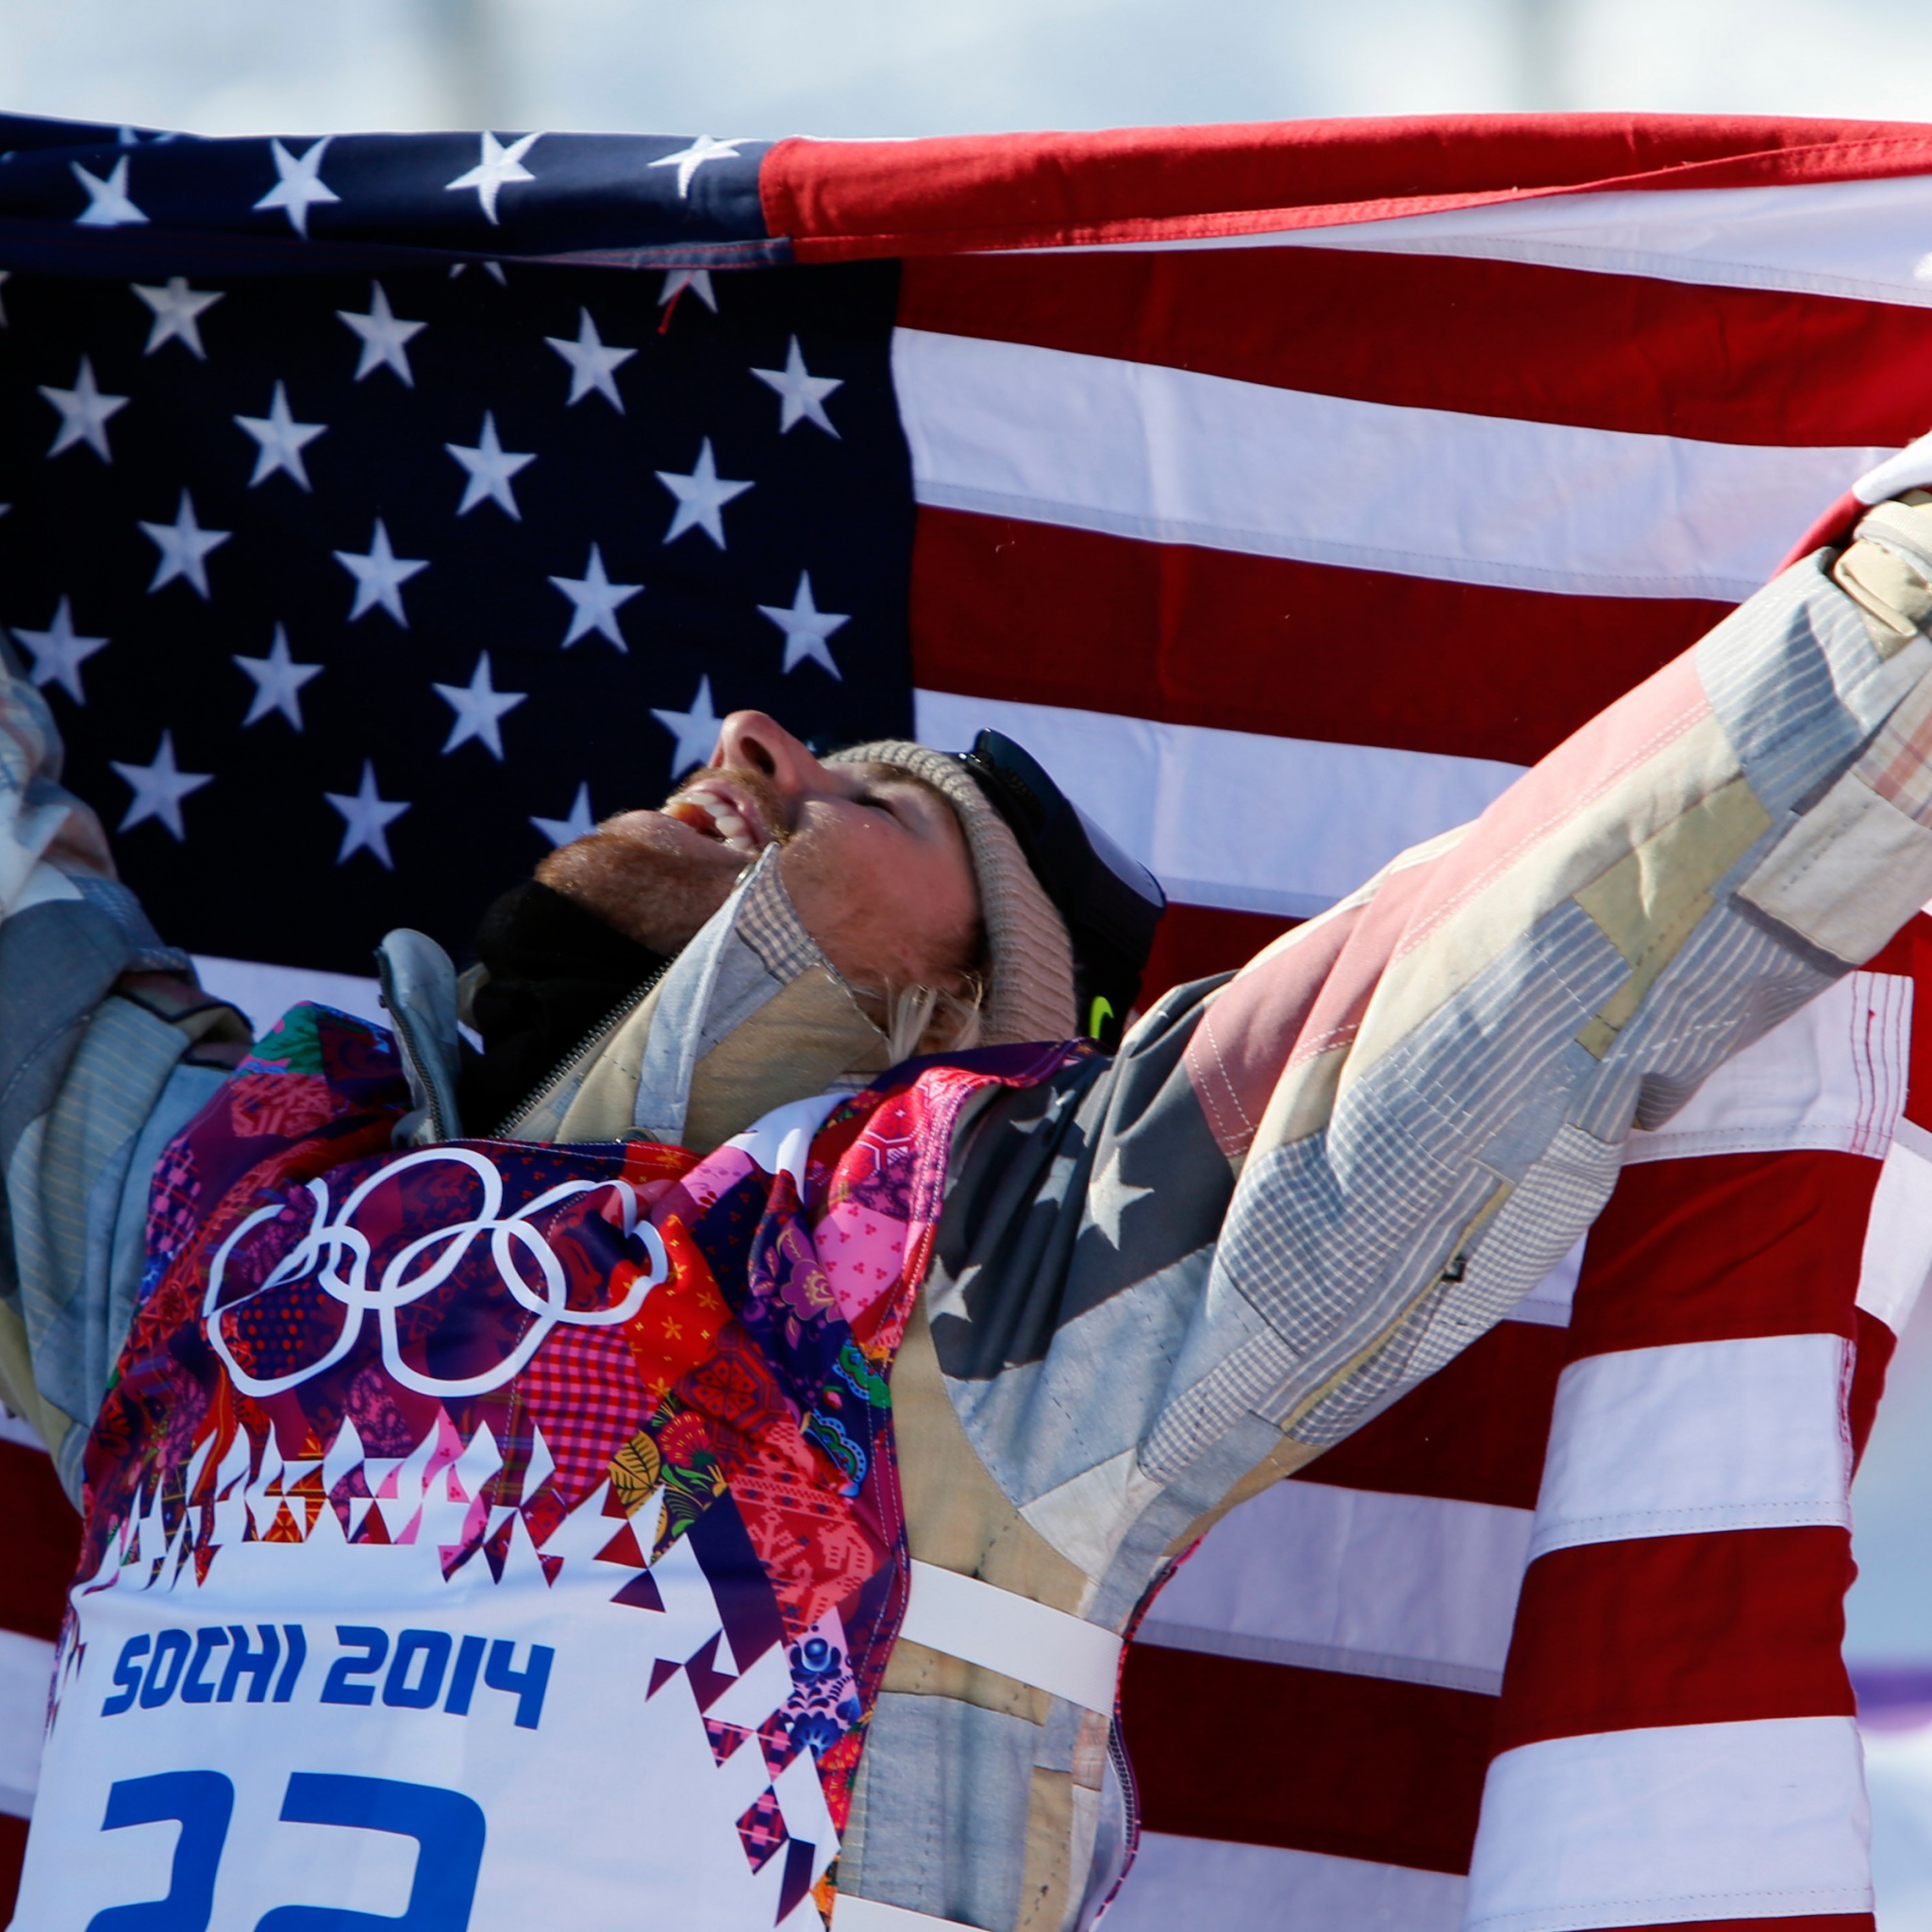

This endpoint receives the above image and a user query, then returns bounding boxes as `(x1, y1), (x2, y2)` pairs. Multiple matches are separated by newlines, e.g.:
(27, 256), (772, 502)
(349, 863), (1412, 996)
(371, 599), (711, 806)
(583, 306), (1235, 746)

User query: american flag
(6, 107), (1932, 1928)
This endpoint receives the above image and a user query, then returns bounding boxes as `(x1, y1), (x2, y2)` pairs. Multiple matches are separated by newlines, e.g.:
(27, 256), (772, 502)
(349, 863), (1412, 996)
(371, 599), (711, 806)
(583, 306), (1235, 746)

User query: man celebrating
(7, 481), (1932, 1931)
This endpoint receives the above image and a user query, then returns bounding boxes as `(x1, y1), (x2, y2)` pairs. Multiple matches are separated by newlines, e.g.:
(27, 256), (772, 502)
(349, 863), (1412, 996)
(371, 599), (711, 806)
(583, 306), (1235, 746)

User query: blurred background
(5, 0), (1932, 138)
(3, 0), (1930, 1920)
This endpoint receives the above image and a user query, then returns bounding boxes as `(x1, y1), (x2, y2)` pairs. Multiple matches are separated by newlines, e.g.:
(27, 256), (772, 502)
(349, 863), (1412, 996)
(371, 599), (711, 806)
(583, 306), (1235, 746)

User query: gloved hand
(1854, 426), (1932, 506)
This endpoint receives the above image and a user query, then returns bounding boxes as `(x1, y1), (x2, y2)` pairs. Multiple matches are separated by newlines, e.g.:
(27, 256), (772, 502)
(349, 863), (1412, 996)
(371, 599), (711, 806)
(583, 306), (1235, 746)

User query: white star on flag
(236, 381), (326, 490)
(650, 674), (724, 777)
(40, 356), (128, 461)
(531, 782), (596, 849)
(758, 572), (850, 678)
(549, 543), (642, 651)
(447, 411), (535, 519)
(234, 624), (322, 729)
(110, 730), (212, 839)
(1089, 1149), (1155, 1248)
(13, 596), (108, 704)
(648, 136), (749, 198)
(133, 277), (223, 358)
(434, 652), (526, 759)
(658, 269), (717, 313)
(657, 439), (753, 549)
(335, 519), (428, 625)
(545, 308), (635, 410)
(338, 282), (425, 385)
(72, 156), (146, 227)
(139, 490), (229, 598)
(326, 760), (409, 867)
(445, 132), (541, 225)
(253, 137), (341, 238)
(751, 336), (842, 437)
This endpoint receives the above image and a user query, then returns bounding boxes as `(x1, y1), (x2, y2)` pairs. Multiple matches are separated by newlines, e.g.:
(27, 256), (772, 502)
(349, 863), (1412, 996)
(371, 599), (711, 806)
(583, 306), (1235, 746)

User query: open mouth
(662, 778), (776, 856)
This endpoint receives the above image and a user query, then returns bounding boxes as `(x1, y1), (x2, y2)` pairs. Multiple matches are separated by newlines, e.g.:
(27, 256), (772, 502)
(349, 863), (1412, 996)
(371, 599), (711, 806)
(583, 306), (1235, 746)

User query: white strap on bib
(896, 1558), (1122, 1714)
(831, 1895), (976, 1930)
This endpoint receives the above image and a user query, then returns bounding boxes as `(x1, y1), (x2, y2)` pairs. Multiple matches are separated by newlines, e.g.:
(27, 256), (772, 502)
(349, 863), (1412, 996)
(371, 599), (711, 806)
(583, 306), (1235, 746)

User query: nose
(711, 710), (834, 800)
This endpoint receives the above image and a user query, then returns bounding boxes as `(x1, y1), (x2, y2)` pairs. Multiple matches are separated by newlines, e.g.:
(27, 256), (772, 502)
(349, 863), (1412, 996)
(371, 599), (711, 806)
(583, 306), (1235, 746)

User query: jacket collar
(377, 846), (893, 1152)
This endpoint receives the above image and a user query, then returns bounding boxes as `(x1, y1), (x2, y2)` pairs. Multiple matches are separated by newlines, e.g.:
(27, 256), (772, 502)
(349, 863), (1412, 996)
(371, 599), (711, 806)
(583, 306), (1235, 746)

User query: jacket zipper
(490, 955), (673, 1141)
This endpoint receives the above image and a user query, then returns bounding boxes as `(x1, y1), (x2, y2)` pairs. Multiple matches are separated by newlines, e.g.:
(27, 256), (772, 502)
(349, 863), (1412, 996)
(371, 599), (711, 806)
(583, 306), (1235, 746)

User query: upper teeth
(682, 791), (760, 852)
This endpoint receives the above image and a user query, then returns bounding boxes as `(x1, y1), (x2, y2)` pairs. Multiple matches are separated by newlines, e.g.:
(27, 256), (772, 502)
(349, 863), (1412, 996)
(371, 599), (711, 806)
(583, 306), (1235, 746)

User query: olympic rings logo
(203, 1147), (669, 1399)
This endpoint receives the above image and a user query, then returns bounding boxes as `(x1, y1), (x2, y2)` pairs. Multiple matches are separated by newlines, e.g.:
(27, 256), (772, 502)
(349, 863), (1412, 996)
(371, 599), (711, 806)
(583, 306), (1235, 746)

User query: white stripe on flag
(0, 1625), (53, 1819)
(1463, 1716), (1873, 1932)
(1142, 1479), (1530, 1692)
(1107, 1832), (1466, 1932)
(192, 955), (387, 1036)
(1623, 970), (1910, 1166)
(892, 327), (1890, 601)
(1276, 175), (1932, 312)
(912, 690), (1522, 919)
(1026, 174), (1932, 311)
(1857, 1119), (1932, 1337)
(1529, 1333), (1853, 1562)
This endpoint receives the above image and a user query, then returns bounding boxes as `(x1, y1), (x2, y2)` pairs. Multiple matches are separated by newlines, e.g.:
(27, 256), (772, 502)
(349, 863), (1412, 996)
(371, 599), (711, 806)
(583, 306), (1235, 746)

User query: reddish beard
(533, 765), (792, 957)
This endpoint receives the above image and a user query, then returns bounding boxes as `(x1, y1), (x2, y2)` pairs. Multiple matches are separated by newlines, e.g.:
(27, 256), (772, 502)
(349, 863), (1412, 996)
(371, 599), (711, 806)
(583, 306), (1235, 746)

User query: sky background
(4, 0), (1932, 140)
(5, 0), (1931, 1657)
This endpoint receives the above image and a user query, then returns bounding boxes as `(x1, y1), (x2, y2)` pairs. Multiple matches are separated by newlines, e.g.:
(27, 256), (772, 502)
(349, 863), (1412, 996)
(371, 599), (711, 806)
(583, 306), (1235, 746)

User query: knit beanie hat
(827, 740), (1077, 1046)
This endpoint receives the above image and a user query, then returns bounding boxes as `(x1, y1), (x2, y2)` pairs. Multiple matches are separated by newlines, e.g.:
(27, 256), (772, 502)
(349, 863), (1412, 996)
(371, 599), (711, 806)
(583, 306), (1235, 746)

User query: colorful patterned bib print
(14, 1006), (1083, 1932)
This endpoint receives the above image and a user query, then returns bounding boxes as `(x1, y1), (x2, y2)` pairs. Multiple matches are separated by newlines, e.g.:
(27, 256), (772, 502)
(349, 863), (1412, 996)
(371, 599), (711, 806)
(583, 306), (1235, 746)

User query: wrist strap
(832, 1896), (977, 1930)
(897, 1558), (1122, 1714)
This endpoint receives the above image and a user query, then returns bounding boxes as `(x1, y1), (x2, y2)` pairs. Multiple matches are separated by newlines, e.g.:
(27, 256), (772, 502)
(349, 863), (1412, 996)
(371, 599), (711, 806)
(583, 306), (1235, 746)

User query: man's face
(536, 710), (983, 992)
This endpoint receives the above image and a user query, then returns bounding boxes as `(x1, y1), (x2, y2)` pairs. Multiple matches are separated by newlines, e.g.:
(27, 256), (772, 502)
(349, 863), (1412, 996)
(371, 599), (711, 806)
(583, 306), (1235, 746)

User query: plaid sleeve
(921, 497), (1932, 1632)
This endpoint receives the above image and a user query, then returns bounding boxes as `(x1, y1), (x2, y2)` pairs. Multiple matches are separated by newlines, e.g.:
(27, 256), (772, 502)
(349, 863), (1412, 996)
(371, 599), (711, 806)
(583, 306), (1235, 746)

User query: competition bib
(23, 1421), (846, 1930)
(12, 1007), (1074, 1930)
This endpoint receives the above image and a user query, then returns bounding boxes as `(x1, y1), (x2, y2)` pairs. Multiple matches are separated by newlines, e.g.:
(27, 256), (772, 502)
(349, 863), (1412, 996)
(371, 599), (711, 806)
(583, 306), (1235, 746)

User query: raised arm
(918, 491), (1932, 1628)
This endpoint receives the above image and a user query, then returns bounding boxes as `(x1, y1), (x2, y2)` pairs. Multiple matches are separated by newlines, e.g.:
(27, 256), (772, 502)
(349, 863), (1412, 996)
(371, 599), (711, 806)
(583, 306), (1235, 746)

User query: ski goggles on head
(954, 728), (1166, 1049)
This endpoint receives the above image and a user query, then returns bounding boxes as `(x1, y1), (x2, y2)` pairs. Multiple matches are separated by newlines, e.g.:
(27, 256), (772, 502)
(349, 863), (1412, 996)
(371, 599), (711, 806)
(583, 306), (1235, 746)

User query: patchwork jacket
(9, 500), (1932, 1932)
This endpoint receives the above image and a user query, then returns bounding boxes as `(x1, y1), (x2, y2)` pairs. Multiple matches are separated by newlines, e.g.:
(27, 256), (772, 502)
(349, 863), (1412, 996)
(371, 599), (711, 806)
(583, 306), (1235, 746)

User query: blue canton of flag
(0, 115), (914, 975)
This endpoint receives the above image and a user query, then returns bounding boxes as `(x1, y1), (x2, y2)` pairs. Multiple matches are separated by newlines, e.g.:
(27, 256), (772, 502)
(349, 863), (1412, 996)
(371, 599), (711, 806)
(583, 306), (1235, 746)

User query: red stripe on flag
(764, 116), (1932, 258)
(899, 248), (1932, 448)
(1866, 914), (1932, 1130)
(1603, 1921), (1872, 1931)
(1121, 1644), (1493, 1874)
(0, 1440), (78, 1644)
(1492, 1528), (1857, 1755)
(1567, 1152), (1876, 1359)
(1141, 904), (1298, 1008)
(1859, 914), (1932, 982)
(1294, 1320), (1567, 1510)
(910, 508), (1724, 767)
(0, 1815), (26, 1929)
(1850, 1307), (1899, 1467)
